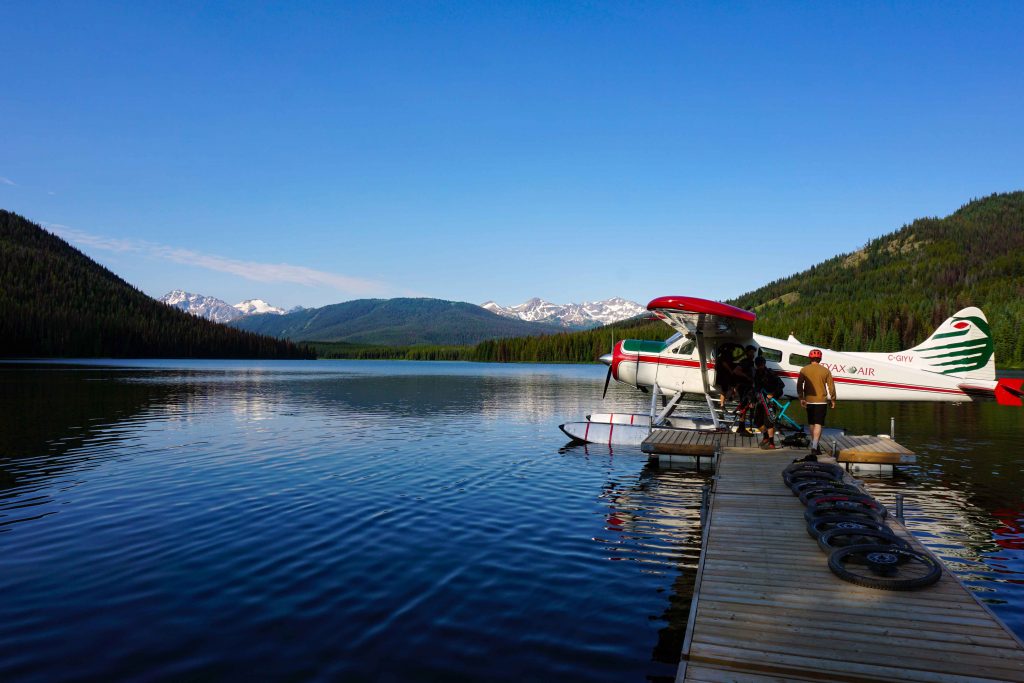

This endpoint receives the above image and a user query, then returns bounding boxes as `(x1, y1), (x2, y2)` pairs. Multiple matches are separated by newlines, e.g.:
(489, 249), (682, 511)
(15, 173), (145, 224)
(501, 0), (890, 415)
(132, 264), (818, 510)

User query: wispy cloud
(46, 224), (399, 296)
(0, 177), (17, 186)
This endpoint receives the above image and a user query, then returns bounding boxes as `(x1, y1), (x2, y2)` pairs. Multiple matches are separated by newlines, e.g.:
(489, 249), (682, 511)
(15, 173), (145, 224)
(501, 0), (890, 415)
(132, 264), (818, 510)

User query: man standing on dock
(797, 349), (836, 459)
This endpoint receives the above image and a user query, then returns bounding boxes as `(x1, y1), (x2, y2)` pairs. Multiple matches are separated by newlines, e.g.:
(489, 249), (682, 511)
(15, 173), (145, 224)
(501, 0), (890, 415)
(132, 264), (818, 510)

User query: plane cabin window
(789, 353), (811, 367)
(760, 347), (782, 363)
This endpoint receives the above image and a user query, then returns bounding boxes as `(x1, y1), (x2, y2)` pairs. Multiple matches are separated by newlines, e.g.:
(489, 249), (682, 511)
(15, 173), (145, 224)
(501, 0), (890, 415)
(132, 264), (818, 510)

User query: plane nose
(599, 353), (613, 366)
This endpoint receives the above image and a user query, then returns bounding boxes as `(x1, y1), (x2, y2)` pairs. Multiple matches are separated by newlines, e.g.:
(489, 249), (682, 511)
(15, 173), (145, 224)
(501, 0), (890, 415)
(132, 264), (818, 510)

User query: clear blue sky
(3, 2), (1022, 310)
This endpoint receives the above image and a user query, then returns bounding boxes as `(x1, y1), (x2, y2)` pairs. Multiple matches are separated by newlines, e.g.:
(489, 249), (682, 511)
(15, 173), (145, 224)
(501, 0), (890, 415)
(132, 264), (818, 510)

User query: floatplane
(560, 296), (1023, 446)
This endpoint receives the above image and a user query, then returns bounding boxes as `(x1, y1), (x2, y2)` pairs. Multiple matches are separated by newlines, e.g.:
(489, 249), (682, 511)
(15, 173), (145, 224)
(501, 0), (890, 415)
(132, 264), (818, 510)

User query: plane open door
(646, 296), (757, 397)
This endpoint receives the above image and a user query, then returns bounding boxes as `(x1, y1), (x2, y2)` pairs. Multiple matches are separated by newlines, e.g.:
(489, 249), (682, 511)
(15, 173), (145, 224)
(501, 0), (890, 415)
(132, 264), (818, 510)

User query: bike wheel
(783, 462), (844, 477)
(805, 510), (886, 536)
(790, 477), (853, 495)
(806, 494), (888, 519)
(828, 545), (942, 591)
(799, 484), (864, 505)
(785, 470), (843, 489)
(817, 527), (909, 553)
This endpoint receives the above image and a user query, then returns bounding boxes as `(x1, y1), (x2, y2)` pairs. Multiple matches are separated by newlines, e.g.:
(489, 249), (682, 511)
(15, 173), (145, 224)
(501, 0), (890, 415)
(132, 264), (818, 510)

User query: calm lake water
(0, 360), (1022, 682)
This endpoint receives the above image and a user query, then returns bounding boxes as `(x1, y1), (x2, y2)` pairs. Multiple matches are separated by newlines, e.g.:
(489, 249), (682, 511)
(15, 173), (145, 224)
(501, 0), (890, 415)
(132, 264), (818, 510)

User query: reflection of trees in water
(0, 367), (195, 527)
(0, 368), (188, 459)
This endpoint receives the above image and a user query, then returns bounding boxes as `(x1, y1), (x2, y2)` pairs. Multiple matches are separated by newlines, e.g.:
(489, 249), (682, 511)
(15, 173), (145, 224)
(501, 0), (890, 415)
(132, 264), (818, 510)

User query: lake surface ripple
(0, 361), (1021, 681)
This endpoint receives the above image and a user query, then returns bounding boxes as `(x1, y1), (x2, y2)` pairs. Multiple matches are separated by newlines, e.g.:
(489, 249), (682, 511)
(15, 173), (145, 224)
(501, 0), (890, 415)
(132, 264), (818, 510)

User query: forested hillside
(0, 211), (312, 359)
(231, 297), (563, 345)
(731, 191), (1024, 367)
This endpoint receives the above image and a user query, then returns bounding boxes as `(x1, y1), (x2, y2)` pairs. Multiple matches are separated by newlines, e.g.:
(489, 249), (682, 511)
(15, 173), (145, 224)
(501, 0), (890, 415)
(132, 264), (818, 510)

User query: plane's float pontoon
(560, 296), (1023, 446)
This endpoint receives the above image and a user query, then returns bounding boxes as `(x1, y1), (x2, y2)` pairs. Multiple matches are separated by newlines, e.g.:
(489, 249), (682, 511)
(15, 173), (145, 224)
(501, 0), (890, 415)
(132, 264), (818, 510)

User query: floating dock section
(677, 447), (1024, 682)
(643, 427), (917, 471)
(641, 429), (759, 464)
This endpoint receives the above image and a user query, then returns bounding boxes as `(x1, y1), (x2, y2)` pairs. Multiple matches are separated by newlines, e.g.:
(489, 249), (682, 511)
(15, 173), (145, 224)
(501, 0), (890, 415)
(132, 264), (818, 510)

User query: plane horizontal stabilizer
(995, 378), (1024, 407)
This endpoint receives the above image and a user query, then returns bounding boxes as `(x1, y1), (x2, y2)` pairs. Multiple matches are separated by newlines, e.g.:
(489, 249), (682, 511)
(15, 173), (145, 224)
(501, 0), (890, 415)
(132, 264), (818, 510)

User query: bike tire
(817, 527), (909, 553)
(805, 506), (885, 529)
(784, 470), (843, 488)
(806, 494), (888, 519)
(783, 462), (844, 477)
(828, 544), (942, 591)
(790, 477), (854, 495)
(799, 484), (864, 505)
(806, 514), (889, 539)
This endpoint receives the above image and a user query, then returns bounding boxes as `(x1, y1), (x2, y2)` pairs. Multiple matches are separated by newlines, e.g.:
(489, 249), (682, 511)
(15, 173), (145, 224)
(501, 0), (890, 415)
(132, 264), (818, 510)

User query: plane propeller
(599, 348), (614, 399)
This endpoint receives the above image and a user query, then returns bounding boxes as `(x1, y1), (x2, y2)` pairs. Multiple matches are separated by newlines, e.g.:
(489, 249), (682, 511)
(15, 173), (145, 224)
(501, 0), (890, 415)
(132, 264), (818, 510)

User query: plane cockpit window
(760, 347), (782, 363)
(672, 334), (697, 356)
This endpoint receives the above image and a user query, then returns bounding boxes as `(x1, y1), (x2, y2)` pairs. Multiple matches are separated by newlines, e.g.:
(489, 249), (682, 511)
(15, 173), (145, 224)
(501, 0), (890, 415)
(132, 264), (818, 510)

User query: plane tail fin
(907, 307), (995, 381)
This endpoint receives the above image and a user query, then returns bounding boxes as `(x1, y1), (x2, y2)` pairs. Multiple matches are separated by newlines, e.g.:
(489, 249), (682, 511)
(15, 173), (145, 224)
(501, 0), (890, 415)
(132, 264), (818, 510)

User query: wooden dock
(831, 434), (916, 464)
(641, 428), (759, 458)
(643, 427), (917, 469)
(678, 447), (1024, 682)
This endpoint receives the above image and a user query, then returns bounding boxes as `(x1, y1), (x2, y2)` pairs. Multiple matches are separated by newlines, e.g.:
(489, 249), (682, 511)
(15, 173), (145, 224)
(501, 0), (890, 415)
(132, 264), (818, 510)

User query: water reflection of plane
(993, 508), (1024, 553)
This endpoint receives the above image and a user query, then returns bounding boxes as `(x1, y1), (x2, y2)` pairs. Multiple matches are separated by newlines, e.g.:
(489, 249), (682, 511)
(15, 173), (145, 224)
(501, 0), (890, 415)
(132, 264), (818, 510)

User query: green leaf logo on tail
(915, 316), (993, 374)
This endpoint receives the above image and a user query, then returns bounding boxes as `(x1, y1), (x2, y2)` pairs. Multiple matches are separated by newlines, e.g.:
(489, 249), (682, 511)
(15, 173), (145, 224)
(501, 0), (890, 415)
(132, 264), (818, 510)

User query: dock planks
(641, 428), (760, 456)
(832, 434), (917, 464)
(678, 448), (1024, 683)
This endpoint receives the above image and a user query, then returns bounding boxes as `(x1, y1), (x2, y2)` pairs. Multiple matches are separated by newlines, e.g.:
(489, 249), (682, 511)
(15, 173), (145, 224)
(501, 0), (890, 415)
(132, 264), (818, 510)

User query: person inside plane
(714, 343), (740, 408)
(734, 345), (757, 389)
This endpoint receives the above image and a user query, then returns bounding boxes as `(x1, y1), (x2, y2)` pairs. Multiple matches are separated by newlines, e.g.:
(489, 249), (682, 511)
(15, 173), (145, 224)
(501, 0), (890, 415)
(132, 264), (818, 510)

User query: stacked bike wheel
(784, 462), (942, 591)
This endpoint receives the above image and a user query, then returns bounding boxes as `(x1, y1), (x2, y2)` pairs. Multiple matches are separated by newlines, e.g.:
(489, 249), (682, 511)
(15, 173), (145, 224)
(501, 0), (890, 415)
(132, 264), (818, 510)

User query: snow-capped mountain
(234, 299), (286, 316)
(481, 297), (645, 328)
(160, 290), (243, 323)
(159, 291), (287, 323)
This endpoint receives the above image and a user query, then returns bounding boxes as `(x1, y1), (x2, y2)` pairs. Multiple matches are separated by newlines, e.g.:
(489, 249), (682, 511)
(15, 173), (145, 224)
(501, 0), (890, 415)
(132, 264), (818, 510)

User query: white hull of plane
(587, 412), (717, 429)
(559, 422), (651, 446)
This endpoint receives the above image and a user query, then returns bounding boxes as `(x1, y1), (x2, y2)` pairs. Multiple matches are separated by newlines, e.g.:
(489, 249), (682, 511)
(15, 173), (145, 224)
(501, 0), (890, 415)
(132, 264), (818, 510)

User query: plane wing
(646, 296), (756, 342)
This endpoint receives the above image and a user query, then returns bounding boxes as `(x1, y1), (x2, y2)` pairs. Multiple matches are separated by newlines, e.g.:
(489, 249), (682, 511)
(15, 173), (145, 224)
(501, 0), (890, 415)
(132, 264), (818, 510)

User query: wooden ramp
(642, 428), (760, 456)
(679, 448), (1024, 683)
(832, 434), (917, 465)
(643, 429), (916, 466)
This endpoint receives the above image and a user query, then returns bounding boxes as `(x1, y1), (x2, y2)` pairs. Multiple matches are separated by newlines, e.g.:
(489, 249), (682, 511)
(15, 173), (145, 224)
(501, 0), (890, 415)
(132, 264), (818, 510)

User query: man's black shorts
(806, 403), (828, 425)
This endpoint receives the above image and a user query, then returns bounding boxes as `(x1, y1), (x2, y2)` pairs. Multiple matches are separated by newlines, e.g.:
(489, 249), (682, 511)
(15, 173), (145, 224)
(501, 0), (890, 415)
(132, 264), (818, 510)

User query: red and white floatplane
(560, 296), (1022, 446)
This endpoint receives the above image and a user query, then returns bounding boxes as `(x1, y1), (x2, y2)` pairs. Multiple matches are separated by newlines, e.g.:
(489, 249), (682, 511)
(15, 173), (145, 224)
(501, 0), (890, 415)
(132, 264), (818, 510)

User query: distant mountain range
(159, 290), (289, 323)
(161, 291), (643, 331)
(230, 298), (564, 345)
(480, 297), (645, 328)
